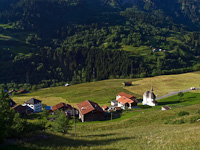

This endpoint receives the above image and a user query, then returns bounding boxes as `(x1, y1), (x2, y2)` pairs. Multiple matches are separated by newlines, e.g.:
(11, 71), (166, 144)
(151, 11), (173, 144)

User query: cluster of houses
(11, 98), (42, 116)
(10, 85), (172, 122)
(7, 89), (30, 96)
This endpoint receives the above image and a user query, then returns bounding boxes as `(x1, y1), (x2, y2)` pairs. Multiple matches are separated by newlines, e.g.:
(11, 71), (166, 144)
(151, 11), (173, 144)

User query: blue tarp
(45, 106), (52, 110)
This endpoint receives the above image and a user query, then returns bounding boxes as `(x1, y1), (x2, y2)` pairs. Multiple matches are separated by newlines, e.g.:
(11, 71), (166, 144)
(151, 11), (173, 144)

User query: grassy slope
(5, 99), (200, 150)
(125, 71), (200, 99)
(6, 71), (200, 149)
(12, 71), (200, 106)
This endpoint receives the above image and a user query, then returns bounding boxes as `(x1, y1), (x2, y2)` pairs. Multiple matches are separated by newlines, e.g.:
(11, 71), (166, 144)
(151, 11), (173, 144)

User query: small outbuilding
(102, 106), (109, 112)
(123, 82), (132, 86)
(161, 106), (171, 111)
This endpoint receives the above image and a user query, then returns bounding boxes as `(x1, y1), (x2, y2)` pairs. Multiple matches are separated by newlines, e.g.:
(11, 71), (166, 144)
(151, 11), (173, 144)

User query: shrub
(165, 118), (185, 124)
(189, 116), (199, 123)
(174, 119), (185, 124)
(178, 111), (189, 117)
(196, 110), (200, 114)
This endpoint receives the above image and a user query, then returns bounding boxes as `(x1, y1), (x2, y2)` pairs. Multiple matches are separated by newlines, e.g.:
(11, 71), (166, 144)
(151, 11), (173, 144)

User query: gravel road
(156, 87), (200, 100)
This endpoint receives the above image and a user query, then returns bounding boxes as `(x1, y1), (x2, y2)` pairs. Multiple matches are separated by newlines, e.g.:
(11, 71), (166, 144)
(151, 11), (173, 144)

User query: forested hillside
(0, 0), (200, 88)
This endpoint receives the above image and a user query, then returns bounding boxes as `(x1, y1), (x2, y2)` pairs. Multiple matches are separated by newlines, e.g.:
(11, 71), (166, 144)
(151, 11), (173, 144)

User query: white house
(143, 86), (158, 106)
(116, 92), (136, 101)
(111, 100), (118, 106)
(117, 96), (137, 109)
(116, 92), (137, 109)
(23, 98), (42, 112)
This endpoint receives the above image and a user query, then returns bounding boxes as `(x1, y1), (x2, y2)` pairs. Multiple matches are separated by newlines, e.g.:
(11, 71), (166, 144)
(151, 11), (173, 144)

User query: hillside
(12, 71), (200, 106)
(0, 0), (200, 85)
(5, 72), (200, 150)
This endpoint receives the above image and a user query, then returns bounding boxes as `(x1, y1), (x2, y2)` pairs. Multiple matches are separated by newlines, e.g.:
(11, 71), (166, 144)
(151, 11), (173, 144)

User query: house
(12, 105), (28, 116)
(111, 100), (118, 106)
(65, 83), (70, 87)
(123, 82), (132, 86)
(102, 106), (109, 112)
(51, 102), (77, 117)
(23, 98), (42, 112)
(143, 86), (158, 106)
(161, 106), (171, 111)
(117, 96), (138, 109)
(77, 100), (105, 122)
(108, 106), (115, 112)
(116, 92), (136, 101)
(18, 89), (28, 94)
(116, 92), (137, 109)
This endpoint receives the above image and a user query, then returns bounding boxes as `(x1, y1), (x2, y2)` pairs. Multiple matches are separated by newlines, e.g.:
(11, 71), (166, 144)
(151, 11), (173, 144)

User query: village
(10, 82), (175, 123)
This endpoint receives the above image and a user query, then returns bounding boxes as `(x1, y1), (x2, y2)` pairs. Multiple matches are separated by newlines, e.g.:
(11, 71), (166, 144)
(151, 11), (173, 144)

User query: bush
(165, 118), (185, 124)
(196, 110), (200, 114)
(189, 116), (199, 123)
(52, 111), (72, 134)
(178, 111), (189, 117)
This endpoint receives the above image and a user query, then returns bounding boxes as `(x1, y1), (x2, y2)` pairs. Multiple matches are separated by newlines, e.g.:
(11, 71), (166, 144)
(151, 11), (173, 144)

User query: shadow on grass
(23, 113), (41, 120)
(2, 132), (133, 150)
(80, 133), (116, 137)
(158, 100), (181, 105)
(138, 105), (152, 109)
(132, 84), (139, 86)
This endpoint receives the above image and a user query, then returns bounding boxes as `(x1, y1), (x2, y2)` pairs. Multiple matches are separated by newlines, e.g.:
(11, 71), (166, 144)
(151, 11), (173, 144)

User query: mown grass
(4, 102), (200, 150)
(12, 71), (200, 108)
(126, 71), (200, 99)
(5, 71), (200, 149)
(13, 79), (140, 107)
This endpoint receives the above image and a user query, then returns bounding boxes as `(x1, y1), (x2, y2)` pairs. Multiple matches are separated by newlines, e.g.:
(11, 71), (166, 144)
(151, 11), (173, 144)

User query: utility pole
(111, 111), (112, 121)
(73, 106), (76, 137)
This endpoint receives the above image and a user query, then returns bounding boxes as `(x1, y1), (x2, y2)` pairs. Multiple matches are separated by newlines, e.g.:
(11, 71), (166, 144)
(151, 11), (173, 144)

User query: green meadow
(6, 71), (200, 149)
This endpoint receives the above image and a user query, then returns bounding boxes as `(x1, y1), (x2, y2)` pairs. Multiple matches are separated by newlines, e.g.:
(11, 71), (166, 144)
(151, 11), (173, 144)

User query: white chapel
(142, 86), (158, 106)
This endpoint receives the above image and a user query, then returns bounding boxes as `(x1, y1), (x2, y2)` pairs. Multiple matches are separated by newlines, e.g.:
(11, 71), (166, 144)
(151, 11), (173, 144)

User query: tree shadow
(3, 133), (133, 150)
(158, 100), (181, 105)
(80, 133), (116, 137)
(138, 105), (152, 109)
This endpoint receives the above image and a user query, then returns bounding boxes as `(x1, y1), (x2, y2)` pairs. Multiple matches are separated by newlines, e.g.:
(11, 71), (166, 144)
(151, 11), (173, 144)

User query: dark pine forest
(0, 0), (200, 90)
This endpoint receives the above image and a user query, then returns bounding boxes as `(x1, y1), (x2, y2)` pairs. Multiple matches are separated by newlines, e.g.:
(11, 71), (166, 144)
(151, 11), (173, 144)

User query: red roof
(117, 96), (134, 104)
(102, 106), (108, 109)
(117, 92), (136, 99)
(77, 100), (104, 115)
(52, 102), (72, 111)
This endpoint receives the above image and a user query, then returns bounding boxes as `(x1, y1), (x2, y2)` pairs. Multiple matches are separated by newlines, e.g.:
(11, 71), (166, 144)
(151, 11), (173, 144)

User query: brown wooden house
(12, 105), (28, 117)
(51, 102), (78, 117)
(77, 100), (105, 122)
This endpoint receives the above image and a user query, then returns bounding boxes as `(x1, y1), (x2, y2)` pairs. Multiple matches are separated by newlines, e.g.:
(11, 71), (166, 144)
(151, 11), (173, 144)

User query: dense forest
(0, 0), (200, 89)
